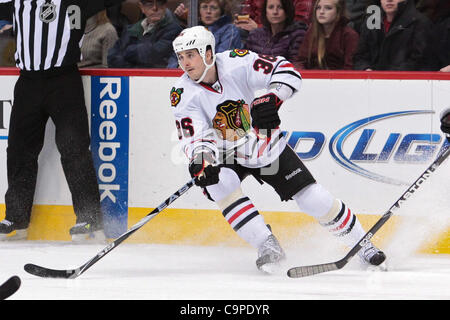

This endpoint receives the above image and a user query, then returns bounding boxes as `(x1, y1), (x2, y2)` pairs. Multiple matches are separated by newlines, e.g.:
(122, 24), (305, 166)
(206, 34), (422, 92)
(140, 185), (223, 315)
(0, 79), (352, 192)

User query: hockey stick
(287, 143), (450, 278)
(24, 178), (196, 279)
(0, 276), (21, 300)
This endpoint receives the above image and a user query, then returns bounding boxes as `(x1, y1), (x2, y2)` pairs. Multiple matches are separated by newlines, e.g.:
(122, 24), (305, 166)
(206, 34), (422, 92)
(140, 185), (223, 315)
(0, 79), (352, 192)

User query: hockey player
(170, 26), (386, 272)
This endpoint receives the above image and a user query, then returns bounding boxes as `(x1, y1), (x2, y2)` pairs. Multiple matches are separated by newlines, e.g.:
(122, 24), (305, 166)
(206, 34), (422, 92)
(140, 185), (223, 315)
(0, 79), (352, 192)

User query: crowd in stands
(0, 0), (448, 72)
(0, 1), (14, 67)
(244, 0), (308, 63)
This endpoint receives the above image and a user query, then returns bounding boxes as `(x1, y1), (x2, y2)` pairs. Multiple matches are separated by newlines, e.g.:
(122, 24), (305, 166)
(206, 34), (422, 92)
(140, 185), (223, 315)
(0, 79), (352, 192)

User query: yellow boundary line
(0, 204), (449, 253)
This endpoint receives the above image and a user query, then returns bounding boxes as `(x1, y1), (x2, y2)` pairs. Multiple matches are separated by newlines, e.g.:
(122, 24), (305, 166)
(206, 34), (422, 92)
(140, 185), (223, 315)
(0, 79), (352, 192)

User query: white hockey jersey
(170, 49), (302, 168)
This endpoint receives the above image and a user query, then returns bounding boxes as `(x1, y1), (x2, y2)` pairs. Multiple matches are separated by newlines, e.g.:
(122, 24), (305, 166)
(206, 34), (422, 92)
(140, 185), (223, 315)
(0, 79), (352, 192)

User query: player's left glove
(440, 107), (450, 141)
(250, 93), (283, 136)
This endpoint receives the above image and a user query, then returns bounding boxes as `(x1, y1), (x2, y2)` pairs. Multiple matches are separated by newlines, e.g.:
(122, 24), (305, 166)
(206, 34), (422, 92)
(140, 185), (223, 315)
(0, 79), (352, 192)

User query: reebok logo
(285, 168), (302, 180)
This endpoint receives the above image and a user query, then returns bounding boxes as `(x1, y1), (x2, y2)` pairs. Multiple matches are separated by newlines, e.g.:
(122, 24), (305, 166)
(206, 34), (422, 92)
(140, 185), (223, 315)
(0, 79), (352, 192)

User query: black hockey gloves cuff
(250, 93), (283, 137)
(440, 107), (450, 140)
(189, 151), (220, 187)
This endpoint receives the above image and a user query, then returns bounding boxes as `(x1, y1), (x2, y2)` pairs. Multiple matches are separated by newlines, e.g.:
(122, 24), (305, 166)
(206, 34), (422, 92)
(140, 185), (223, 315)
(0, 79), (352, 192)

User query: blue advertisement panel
(91, 76), (129, 238)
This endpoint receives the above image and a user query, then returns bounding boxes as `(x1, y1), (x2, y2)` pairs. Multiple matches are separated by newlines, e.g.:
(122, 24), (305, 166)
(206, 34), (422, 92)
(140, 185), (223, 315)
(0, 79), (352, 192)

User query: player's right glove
(188, 151), (220, 187)
(250, 93), (283, 136)
(440, 107), (450, 141)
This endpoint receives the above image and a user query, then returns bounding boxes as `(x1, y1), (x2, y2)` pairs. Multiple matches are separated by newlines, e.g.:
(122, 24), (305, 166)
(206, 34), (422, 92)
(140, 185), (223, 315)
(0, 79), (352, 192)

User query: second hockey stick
(287, 143), (450, 278)
(0, 276), (21, 300)
(24, 178), (196, 279)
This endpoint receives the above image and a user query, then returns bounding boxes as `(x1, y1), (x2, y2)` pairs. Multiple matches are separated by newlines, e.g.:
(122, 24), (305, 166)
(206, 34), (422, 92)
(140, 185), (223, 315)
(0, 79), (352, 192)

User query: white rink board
(0, 74), (449, 215)
(127, 76), (450, 215)
(0, 76), (14, 207)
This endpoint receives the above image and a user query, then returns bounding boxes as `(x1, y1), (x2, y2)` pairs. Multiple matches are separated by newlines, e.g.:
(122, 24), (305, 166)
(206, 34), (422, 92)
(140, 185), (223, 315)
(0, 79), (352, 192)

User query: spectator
(0, 1), (13, 67)
(167, 0), (185, 12)
(0, 19), (10, 31)
(0, 26), (14, 67)
(169, 0), (243, 68)
(295, 0), (359, 69)
(197, 0), (243, 52)
(353, 0), (431, 71)
(345, 0), (372, 33)
(0, 1), (12, 30)
(172, 0), (189, 27)
(79, 10), (119, 68)
(0, 22), (10, 31)
(415, 0), (439, 20)
(235, 0), (314, 30)
(107, 0), (182, 68)
(107, 0), (144, 36)
(244, 0), (308, 62)
(423, 0), (450, 71)
(233, 0), (313, 45)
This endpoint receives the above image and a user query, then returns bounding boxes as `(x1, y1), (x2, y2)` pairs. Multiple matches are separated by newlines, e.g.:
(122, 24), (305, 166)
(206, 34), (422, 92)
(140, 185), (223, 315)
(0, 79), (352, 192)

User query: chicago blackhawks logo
(213, 100), (251, 141)
(229, 49), (249, 58)
(170, 87), (184, 107)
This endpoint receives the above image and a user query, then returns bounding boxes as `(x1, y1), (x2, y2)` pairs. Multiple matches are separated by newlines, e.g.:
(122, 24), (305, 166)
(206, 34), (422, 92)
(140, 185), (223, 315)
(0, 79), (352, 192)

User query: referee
(0, 0), (124, 241)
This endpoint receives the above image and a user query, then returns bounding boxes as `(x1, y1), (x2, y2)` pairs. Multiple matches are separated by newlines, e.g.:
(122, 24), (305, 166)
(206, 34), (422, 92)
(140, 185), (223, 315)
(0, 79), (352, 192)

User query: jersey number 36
(176, 117), (194, 139)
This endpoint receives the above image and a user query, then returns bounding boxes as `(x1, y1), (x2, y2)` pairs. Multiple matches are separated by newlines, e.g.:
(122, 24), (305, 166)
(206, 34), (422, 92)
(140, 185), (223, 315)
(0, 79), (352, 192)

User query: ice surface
(1, 240), (449, 300)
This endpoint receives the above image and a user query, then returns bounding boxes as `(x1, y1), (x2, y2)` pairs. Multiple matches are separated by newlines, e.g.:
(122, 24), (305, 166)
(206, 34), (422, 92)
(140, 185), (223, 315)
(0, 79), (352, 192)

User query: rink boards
(0, 69), (449, 253)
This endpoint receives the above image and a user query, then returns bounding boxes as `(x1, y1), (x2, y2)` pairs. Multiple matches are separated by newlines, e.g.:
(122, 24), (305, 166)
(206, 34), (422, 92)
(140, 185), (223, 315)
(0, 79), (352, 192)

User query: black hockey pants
(4, 66), (102, 228)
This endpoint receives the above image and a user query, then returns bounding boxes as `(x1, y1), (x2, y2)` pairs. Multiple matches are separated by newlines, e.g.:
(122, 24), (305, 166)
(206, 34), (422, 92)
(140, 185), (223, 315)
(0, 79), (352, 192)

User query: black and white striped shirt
(0, 0), (122, 71)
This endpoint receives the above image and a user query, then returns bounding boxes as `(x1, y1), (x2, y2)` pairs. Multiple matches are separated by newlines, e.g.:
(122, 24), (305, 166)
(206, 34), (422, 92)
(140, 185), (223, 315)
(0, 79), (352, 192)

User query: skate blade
(258, 263), (278, 274)
(371, 261), (388, 272)
(71, 230), (106, 244)
(71, 234), (89, 242)
(258, 260), (285, 274)
(362, 261), (388, 272)
(0, 230), (27, 241)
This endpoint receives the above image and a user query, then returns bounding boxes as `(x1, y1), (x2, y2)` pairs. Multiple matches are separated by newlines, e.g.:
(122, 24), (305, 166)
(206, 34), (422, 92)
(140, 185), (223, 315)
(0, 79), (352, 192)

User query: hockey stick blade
(24, 264), (79, 279)
(24, 178), (196, 279)
(288, 143), (450, 278)
(0, 276), (21, 300)
(287, 261), (340, 278)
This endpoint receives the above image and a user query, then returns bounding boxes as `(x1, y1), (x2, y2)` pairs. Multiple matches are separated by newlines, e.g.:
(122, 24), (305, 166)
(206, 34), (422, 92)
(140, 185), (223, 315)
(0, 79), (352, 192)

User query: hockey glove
(189, 151), (220, 187)
(440, 107), (450, 141)
(250, 93), (283, 137)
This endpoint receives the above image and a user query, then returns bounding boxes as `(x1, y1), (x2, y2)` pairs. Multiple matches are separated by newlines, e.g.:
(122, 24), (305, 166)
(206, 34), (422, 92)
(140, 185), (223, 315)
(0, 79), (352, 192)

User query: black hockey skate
(256, 234), (286, 273)
(69, 222), (106, 242)
(0, 219), (27, 240)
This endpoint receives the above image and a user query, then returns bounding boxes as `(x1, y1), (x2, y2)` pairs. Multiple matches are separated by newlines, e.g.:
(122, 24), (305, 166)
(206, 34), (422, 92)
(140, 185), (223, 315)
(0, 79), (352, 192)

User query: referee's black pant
(5, 65), (102, 229)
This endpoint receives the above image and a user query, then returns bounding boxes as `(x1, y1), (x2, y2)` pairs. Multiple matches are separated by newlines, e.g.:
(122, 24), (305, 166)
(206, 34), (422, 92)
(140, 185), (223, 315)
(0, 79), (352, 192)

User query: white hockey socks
(317, 199), (366, 248)
(292, 183), (367, 249)
(218, 191), (271, 249)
